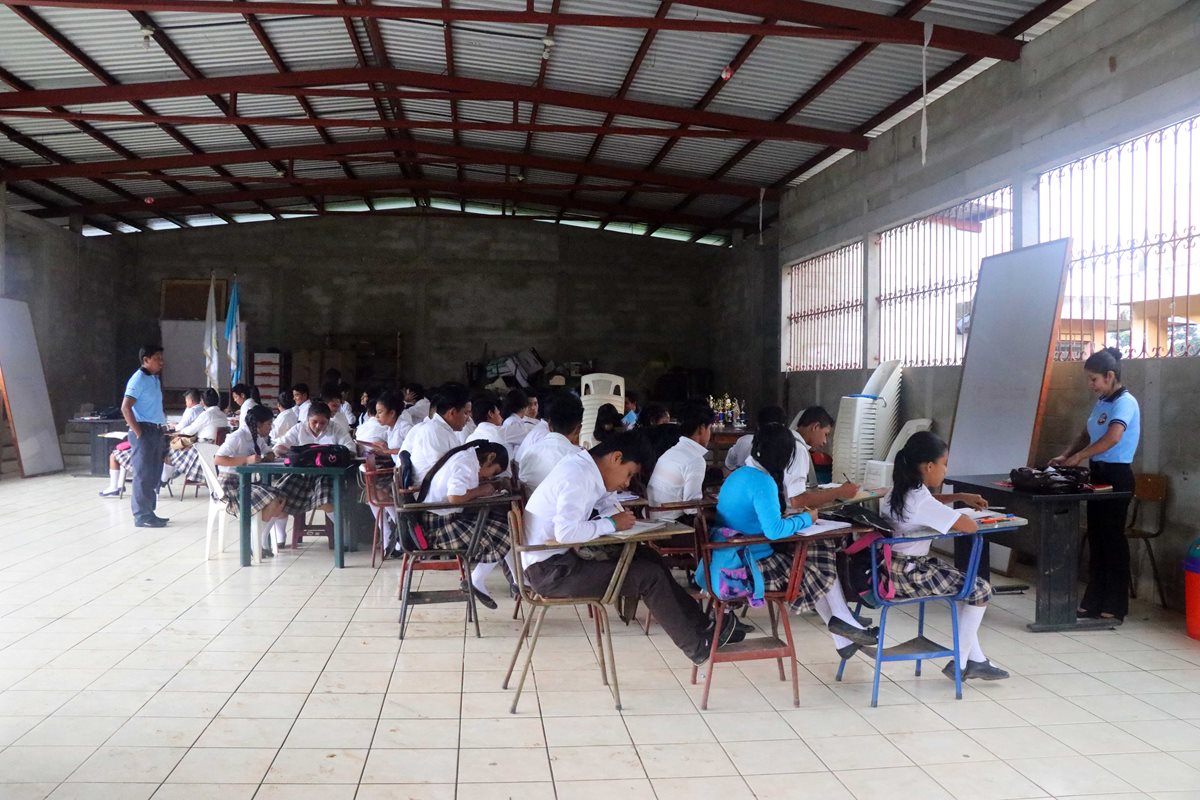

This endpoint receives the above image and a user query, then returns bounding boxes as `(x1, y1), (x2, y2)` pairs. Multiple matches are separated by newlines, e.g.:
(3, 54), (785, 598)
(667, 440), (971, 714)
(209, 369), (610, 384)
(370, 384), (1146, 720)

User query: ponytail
(1083, 346), (1122, 381)
(750, 423), (795, 513)
(888, 431), (949, 519)
(245, 405), (274, 456)
(417, 440), (510, 502)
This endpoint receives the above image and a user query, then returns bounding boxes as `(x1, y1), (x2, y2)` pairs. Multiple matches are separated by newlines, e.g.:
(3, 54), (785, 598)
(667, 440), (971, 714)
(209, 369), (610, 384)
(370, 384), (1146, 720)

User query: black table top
(948, 474), (1132, 503)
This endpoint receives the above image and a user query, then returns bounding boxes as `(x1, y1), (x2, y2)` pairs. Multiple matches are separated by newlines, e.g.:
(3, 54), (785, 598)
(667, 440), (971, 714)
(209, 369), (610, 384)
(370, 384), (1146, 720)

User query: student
(635, 403), (670, 429)
(523, 431), (735, 665)
(781, 407), (859, 509)
(356, 388), (374, 427)
(323, 382), (356, 431)
(231, 383), (261, 429)
(271, 391), (299, 441)
(719, 425), (877, 657)
(514, 392), (549, 462)
(292, 383), (312, 424)
(1049, 347), (1140, 622)
(593, 403), (624, 443)
(647, 400), (712, 521)
(177, 388), (229, 442)
(354, 388), (387, 446)
(403, 383), (472, 485)
(272, 401), (356, 515)
(401, 382), (430, 427)
(724, 406), (786, 474)
(177, 389), (204, 431)
(518, 392), (584, 490)
(500, 388), (534, 448)
(622, 391), (640, 429)
(417, 440), (513, 608)
(215, 404), (288, 556)
(466, 395), (512, 473)
(365, 391), (413, 468)
(881, 431), (1007, 680)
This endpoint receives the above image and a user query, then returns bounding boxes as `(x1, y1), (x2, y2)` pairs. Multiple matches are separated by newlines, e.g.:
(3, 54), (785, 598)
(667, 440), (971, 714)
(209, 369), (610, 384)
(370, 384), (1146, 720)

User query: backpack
(837, 532), (896, 608)
(284, 444), (355, 468)
(694, 526), (766, 607)
(1010, 466), (1090, 494)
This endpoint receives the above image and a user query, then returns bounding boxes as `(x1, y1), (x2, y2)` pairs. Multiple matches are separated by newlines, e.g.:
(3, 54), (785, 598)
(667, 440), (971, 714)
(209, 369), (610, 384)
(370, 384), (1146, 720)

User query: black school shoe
(134, 515), (167, 528)
(689, 612), (747, 665)
(942, 658), (1010, 681)
(461, 579), (498, 610)
(827, 617), (879, 646)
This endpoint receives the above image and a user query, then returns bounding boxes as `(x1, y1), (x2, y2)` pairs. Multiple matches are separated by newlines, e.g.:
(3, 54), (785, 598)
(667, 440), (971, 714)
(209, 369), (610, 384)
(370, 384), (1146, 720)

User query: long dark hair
(750, 423), (795, 512)
(232, 383), (261, 405)
(593, 403), (623, 442)
(888, 431), (949, 519)
(417, 440), (509, 502)
(245, 404), (274, 456)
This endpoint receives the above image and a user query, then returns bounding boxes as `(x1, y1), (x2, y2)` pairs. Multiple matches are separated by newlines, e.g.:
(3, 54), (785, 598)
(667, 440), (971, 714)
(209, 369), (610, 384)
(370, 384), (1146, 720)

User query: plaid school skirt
(751, 537), (839, 611)
(417, 507), (510, 563)
(217, 471), (280, 517)
(273, 474), (335, 516)
(167, 446), (203, 482)
(113, 445), (132, 468)
(890, 554), (992, 606)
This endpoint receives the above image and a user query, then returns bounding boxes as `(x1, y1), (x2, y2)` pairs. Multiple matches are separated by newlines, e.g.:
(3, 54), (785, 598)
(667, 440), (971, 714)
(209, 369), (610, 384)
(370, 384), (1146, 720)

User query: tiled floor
(2, 474), (1199, 800)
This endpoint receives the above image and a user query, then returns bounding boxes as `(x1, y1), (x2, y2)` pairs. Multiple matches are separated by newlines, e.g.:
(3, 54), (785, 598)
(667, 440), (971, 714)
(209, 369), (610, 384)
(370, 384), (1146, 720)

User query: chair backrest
(1128, 473), (1168, 535)
(506, 499), (535, 602)
(580, 373), (624, 398)
(193, 442), (223, 496)
(213, 428), (229, 446)
(362, 451), (396, 507)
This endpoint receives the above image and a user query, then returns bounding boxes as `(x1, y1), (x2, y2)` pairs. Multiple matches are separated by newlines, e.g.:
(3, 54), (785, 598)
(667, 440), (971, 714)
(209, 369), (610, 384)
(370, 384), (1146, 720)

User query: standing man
(122, 345), (170, 528)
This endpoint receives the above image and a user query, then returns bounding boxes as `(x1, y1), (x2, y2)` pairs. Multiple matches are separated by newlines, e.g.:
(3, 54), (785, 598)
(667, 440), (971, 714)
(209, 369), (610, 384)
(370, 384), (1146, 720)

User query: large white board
(948, 239), (1071, 475)
(0, 298), (64, 476)
(159, 319), (247, 390)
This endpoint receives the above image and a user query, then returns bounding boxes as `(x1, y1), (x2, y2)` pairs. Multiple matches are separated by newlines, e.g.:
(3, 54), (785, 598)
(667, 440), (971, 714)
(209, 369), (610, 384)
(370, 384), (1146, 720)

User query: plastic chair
(580, 373), (625, 399)
(502, 499), (622, 712)
(1127, 473), (1169, 608)
(835, 530), (983, 707)
(194, 442), (266, 562)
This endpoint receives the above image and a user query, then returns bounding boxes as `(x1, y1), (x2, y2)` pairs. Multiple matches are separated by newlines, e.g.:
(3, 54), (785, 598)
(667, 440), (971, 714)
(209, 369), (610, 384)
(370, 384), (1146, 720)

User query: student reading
(1049, 346), (1140, 622)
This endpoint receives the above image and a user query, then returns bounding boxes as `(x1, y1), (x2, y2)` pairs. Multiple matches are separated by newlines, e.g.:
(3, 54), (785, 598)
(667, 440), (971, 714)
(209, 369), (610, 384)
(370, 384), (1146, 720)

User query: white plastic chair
(579, 373), (624, 449)
(194, 442), (265, 562)
(581, 373), (625, 399)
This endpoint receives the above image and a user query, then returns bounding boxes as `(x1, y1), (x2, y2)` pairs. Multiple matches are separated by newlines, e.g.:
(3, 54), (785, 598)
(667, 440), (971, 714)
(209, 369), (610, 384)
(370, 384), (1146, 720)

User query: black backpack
(1010, 466), (1090, 494)
(285, 444), (355, 468)
(826, 504), (896, 608)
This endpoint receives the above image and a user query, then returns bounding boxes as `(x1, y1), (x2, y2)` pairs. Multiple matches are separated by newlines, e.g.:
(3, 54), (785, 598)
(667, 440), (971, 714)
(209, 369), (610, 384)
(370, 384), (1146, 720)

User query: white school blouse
(457, 418), (477, 444)
(386, 418), (413, 468)
(879, 484), (963, 557)
(518, 432), (579, 490)
(404, 414), (462, 484)
(355, 416), (387, 444)
(468, 420), (511, 476)
(294, 399), (312, 425)
(501, 415), (532, 448)
(177, 404), (204, 431)
(521, 449), (620, 569)
(215, 425), (269, 475)
(277, 420), (355, 450)
(402, 397), (430, 427)
(422, 449), (480, 517)
(270, 408), (298, 441)
(515, 419), (549, 463)
(237, 398), (258, 428)
(783, 433), (813, 500)
(336, 403), (355, 429)
(179, 406), (229, 441)
(648, 436), (707, 521)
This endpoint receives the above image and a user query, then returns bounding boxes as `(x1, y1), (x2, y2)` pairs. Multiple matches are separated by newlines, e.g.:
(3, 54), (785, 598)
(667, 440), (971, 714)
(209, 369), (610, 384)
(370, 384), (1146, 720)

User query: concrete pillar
(68, 212), (84, 234)
(863, 234), (881, 368)
(1013, 172), (1040, 249)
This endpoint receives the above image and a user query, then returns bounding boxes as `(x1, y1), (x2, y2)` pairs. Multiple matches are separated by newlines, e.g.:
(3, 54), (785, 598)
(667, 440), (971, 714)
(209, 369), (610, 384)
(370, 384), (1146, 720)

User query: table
(234, 462), (358, 568)
(948, 474), (1133, 632)
(71, 417), (129, 475)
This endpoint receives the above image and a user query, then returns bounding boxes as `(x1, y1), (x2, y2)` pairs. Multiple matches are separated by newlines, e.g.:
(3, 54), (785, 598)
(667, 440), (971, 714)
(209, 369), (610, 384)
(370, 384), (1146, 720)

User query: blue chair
(836, 530), (985, 707)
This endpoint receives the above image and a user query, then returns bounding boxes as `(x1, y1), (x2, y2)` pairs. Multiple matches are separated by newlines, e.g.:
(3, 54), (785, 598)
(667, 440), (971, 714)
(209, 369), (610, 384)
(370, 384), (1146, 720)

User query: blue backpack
(694, 527), (766, 607)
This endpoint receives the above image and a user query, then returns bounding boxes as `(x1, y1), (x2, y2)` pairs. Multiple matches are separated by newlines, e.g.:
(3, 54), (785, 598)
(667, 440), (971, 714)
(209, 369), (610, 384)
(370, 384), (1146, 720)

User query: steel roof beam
(1, 138), (774, 199)
(0, 0), (1022, 58)
(0, 67), (869, 150)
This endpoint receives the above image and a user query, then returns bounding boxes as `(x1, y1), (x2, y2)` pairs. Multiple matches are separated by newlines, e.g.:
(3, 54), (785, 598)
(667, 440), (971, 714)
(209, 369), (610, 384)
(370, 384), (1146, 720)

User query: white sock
(815, 596), (854, 651)
(957, 603), (987, 668)
(271, 517), (287, 544)
(105, 468), (121, 491)
(160, 464), (175, 483)
(824, 582), (864, 629)
(471, 561), (497, 595)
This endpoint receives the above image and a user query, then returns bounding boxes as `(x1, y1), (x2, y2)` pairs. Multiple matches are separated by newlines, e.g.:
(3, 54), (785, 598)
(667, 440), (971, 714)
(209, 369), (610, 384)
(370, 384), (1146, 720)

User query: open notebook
(610, 520), (669, 538)
(801, 518), (852, 536)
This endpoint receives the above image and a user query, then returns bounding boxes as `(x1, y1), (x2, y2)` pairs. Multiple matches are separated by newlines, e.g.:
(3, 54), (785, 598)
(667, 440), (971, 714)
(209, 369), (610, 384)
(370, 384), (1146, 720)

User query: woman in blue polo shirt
(1050, 347), (1140, 622)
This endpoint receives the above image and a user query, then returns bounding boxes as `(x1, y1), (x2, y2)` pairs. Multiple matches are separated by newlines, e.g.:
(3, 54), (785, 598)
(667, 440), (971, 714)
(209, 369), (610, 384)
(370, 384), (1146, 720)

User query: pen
(987, 506), (1006, 511)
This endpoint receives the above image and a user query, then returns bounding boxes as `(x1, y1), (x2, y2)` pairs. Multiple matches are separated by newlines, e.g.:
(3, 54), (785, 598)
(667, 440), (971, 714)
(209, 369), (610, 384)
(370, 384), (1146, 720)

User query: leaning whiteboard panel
(0, 298), (65, 476)
(160, 320), (246, 390)
(948, 240), (1070, 475)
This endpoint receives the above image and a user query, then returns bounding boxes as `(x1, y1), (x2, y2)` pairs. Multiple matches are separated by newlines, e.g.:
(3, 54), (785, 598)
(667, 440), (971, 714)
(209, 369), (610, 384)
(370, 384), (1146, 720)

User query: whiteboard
(948, 240), (1071, 475)
(159, 320), (247, 390)
(0, 298), (65, 476)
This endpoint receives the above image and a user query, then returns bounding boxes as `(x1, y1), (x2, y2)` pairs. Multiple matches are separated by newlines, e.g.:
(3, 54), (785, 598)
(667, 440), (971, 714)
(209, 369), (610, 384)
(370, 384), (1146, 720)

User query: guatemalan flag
(225, 276), (242, 386)
(203, 273), (219, 391)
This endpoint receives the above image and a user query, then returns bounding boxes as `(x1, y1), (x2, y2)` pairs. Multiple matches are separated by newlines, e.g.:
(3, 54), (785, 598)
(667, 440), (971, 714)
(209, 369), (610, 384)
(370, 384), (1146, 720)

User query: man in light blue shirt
(122, 345), (169, 527)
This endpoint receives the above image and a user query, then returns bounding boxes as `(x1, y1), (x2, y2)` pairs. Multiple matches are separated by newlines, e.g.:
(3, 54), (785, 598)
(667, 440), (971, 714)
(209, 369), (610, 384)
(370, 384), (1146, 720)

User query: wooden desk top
(948, 474), (1132, 503)
(527, 521), (694, 551)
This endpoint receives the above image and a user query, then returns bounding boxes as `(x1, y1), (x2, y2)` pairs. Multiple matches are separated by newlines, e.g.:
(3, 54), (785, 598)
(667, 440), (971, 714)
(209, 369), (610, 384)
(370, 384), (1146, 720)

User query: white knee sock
(271, 517), (287, 544)
(957, 603), (988, 667)
(815, 596), (854, 651)
(105, 468), (121, 491)
(825, 582), (864, 629)
(160, 464), (175, 483)
(470, 561), (497, 595)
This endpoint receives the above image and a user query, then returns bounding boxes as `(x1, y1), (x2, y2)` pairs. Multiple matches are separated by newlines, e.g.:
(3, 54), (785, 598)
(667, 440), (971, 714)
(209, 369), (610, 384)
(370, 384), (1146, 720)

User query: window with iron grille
(877, 187), (1014, 366)
(782, 242), (864, 371)
(1040, 114), (1200, 360)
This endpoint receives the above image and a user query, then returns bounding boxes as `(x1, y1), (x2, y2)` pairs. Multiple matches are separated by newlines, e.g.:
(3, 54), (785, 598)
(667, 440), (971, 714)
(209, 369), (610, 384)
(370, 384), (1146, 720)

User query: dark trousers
(1080, 461), (1135, 619)
(129, 423), (167, 519)
(526, 548), (708, 655)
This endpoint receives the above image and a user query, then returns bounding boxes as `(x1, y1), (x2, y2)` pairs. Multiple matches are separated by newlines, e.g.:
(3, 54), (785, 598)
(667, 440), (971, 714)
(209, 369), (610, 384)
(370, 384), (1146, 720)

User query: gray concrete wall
(92, 215), (722, 393)
(710, 232), (782, 415)
(2, 212), (124, 428)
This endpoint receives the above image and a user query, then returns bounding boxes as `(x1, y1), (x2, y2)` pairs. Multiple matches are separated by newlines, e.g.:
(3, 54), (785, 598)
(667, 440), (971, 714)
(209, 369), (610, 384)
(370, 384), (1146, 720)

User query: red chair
(362, 453), (397, 568)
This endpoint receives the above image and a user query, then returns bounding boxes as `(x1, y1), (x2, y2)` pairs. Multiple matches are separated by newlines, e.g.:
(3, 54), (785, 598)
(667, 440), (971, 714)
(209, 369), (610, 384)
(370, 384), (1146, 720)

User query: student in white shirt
(359, 391), (411, 555)
(880, 431), (1007, 681)
(158, 388), (207, 490)
(321, 382), (356, 431)
(177, 388), (230, 442)
(500, 388), (535, 449)
(523, 432), (723, 665)
(634, 402), (670, 429)
(467, 395), (512, 475)
(231, 383), (261, 429)
(417, 440), (512, 608)
(724, 405), (785, 474)
(647, 400), (713, 521)
(177, 389), (204, 431)
(215, 405), (288, 555)
(517, 391), (583, 490)
(354, 390), (388, 446)
(403, 383), (472, 485)
(401, 382), (430, 427)
(271, 391), (299, 442)
(272, 401), (356, 516)
(291, 382), (312, 426)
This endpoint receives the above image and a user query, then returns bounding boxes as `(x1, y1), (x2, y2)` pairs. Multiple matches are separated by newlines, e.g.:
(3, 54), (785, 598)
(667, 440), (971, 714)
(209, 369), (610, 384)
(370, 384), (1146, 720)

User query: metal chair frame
(1126, 473), (1169, 609)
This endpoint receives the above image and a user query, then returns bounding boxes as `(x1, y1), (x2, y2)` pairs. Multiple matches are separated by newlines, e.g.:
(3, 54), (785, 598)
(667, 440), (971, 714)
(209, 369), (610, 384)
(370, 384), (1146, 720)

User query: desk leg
(1028, 500), (1114, 632)
(333, 475), (345, 569)
(239, 474), (252, 567)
